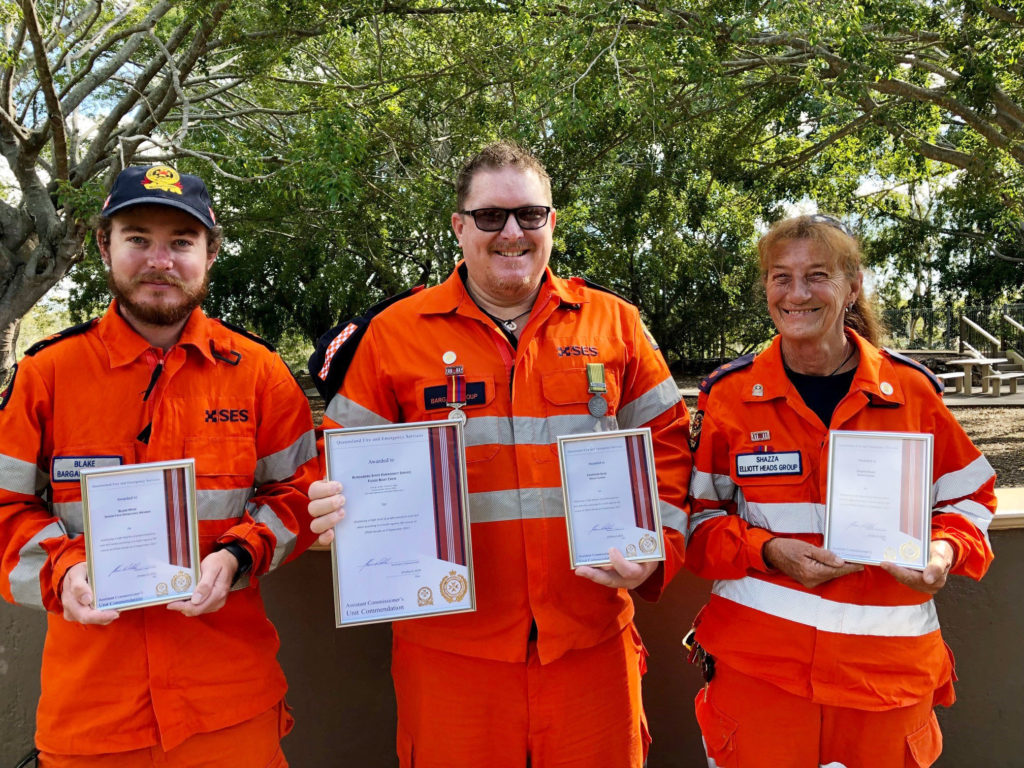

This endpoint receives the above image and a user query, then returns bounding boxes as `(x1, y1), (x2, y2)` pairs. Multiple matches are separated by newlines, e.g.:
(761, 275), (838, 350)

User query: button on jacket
(0, 302), (319, 754)
(325, 265), (691, 664)
(687, 332), (996, 710)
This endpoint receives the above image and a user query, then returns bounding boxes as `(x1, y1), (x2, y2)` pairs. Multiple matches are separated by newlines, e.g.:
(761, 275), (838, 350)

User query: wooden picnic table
(947, 357), (1008, 395)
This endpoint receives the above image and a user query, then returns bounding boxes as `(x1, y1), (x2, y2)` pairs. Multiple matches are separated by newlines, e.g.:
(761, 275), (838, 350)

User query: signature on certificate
(591, 523), (624, 533)
(109, 561), (148, 576)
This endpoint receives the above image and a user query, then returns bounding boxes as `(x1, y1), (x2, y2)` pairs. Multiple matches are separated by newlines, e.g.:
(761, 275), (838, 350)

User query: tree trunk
(0, 318), (21, 383)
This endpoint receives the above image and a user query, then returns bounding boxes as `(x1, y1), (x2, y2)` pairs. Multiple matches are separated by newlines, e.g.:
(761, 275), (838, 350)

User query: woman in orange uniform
(686, 214), (996, 768)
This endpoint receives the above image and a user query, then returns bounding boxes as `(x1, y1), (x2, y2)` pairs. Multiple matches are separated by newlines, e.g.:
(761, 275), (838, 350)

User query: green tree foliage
(21, 1), (1024, 375)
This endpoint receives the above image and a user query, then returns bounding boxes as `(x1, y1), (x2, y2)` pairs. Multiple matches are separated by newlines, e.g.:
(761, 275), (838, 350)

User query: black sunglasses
(807, 214), (854, 237)
(458, 206), (552, 232)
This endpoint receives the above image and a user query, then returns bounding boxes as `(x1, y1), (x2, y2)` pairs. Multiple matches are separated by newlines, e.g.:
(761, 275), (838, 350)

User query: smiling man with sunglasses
(308, 140), (691, 768)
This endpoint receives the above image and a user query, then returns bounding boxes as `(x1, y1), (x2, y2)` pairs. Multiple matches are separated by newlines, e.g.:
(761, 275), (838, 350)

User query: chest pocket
(415, 375), (499, 463)
(540, 367), (621, 423)
(50, 441), (137, 536)
(731, 449), (818, 534)
(536, 368), (621, 462)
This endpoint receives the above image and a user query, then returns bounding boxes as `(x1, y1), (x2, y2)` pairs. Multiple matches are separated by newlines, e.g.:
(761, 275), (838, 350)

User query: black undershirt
(785, 366), (856, 427)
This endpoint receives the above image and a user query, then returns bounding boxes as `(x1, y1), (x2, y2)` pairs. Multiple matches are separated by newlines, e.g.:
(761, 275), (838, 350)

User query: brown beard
(108, 270), (209, 326)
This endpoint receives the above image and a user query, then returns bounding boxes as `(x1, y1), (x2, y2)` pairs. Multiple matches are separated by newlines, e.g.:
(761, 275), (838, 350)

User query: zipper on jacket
(142, 361), (164, 402)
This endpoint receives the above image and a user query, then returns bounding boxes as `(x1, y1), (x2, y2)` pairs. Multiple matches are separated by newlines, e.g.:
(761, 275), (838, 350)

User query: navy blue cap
(101, 165), (216, 228)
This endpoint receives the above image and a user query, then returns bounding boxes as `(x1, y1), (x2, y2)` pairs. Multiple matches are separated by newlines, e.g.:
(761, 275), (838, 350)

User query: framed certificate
(81, 459), (200, 611)
(324, 420), (475, 628)
(825, 430), (933, 569)
(557, 428), (664, 568)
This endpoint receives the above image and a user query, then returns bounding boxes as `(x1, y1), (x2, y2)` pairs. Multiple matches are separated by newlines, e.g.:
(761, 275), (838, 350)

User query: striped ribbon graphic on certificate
(428, 425), (466, 565)
(164, 467), (191, 567)
(900, 438), (925, 539)
(626, 434), (656, 530)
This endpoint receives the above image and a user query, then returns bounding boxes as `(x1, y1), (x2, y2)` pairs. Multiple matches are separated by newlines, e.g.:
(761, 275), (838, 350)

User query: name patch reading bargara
(52, 456), (123, 482)
(735, 452), (802, 477)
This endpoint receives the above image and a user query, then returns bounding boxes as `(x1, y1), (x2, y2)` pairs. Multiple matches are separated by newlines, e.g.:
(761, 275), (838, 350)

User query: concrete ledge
(994, 487), (1024, 528)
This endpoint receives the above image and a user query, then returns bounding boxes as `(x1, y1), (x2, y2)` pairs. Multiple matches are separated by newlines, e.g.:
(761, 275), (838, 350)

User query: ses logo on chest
(557, 345), (599, 357)
(205, 409), (250, 423)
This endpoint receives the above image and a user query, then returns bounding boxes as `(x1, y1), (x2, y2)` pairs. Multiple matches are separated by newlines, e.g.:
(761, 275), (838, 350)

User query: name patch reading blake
(735, 452), (802, 477)
(52, 456), (123, 482)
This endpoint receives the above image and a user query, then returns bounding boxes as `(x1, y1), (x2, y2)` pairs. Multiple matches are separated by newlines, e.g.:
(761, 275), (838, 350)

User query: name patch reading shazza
(735, 452), (802, 477)
(52, 456), (123, 482)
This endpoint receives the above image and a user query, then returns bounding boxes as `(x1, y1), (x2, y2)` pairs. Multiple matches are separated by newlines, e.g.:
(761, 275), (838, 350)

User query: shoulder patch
(883, 349), (942, 394)
(0, 363), (17, 410)
(579, 278), (635, 306)
(699, 354), (755, 394)
(215, 320), (276, 352)
(307, 285), (424, 402)
(24, 319), (98, 357)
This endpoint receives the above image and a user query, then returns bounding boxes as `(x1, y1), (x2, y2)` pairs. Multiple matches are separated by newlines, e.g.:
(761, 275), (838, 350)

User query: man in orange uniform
(308, 141), (691, 767)
(0, 165), (319, 766)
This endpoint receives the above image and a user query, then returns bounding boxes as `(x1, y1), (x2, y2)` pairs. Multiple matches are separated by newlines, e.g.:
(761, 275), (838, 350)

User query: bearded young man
(0, 165), (319, 766)
(307, 141), (691, 768)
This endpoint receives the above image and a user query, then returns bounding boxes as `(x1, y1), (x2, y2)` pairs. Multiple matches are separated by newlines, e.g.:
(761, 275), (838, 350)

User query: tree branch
(20, 0), (69, 179)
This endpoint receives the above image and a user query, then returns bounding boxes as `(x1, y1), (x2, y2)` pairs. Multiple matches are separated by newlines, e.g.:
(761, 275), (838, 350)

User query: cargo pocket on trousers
(694, 689), (738, 768)
(906, 711), (942, 767)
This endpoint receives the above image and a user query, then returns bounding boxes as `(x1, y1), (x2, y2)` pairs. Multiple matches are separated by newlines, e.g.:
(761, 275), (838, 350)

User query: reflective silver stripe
(9, 520), (66, 609)
(54, 491), (249, 532)
(712, 577), (940, 637)
(468, 487), (565, 523)
(464, 416), (515, 448)
(688, 509), (727, 537)
(660, 499), (688, 533)
(934, 455), (995, 503)
(197, 488), (251, 521)
(325, 395), (392, 428)
(465, 414), (618, 448)
(690, 468), (736, 503)
(250, 501), (297, 570)
(54, 502), (83, 536)
(617, 377), (681, 429)
(0, 453), (45, 495)
(739, 496), (825, 535)
(254, 429), (317, 485)
(936, 498), (992, 545)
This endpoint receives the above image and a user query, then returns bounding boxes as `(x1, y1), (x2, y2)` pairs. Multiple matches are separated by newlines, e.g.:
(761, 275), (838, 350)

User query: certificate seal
(156, 582), (168, 596)
(588, 395), (608, 418)
(639, 534), (657, 554)
(171, 570), (192, 593)
(625, 544), (637, 557)
(883, 547), (898, 561)
(440, 571), (468, 603)
(449, 408), (467, 425)
(899, 542), (921, 561)
(417, 587), (434, 607)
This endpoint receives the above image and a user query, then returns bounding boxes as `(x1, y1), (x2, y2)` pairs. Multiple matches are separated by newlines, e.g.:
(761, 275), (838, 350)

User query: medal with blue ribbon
(586, 363), (608, 417)
(446, 365), (467, 424)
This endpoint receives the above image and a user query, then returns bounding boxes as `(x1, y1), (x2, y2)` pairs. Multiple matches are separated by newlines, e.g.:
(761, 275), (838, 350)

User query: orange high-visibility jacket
(325, 266), (691, 664)
(687, 332), (996, 710)
(0, 303), (319, 754)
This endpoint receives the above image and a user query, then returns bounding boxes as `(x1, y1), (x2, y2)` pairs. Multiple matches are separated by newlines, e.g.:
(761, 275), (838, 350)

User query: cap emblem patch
(143, 165), (183, 194)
